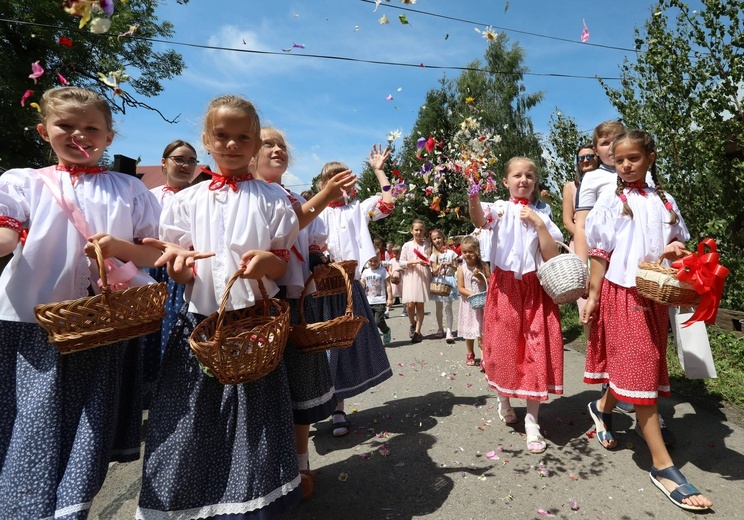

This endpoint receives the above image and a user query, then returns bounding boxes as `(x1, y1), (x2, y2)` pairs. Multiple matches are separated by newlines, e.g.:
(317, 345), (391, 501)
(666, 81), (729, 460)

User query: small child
(360, 255), (393, 345)
(388, 244), (403, 307)
(456, 236), (490, 366)
(429, 228), (459, 343)
(400, 219), (431, 343)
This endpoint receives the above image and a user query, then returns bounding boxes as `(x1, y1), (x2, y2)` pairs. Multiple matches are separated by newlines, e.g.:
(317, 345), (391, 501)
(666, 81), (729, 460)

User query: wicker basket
(537, 241), (589, 305)
(636, 253), (701, 306)
(189, 270), (290, 385)
(313, 260), (358, 297)
(429, 278), (452, 297)
(290, 263), (369, 354)
(467, 272), (488, 310)
(34, 240), (168, 354)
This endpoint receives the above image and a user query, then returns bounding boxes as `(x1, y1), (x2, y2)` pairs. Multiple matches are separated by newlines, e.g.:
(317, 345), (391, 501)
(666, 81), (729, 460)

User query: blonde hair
(202, 95), (261, 153)
(503, 156), (538, 179)
(39, 87), (113, 130)
(459, 236), (486, 272)
(260, 127), (291, 163)
(317, 161), (348, 190)
(611, 129), (679, 225)
(429, 228), (445, 254)
(592, 120), (625, 147)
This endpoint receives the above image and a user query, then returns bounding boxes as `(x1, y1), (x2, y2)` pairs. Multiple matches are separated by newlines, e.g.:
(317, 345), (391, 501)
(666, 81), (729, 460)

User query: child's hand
(85, 233), (121, 260)
(142, 238), (214, 272)
(321, 169), (357, 201)
(519, 206), (541, 226)
(581, 297), (598, 324)
(369, 144), (392, 171)
(240, 250), (286, 279)
(662, 241), (687, 260)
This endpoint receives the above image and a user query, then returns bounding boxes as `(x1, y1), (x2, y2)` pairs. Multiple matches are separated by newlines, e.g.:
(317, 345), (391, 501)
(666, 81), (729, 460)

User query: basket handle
(472, 270), (488, 291)
(534, 240), (574, 268)
(215, 269), (270, 332)
(656, 249), (693, 266)
(91, 240), (111, 305)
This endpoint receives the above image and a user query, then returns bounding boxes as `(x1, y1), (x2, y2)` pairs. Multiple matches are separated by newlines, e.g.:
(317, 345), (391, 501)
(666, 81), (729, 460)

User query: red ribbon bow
(623, 181), (649, 197)
(510, 197), (530, 206)
(162, 185), (182, 193)
(673, 238), (730, 326)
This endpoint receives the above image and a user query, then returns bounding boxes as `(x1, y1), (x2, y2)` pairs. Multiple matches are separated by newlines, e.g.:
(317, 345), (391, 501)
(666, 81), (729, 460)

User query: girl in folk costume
(468, 157), (563, 455)
(141, 140), (200, 401)
(581, 130), (712, 511)
(429, 228), (459, 343)
(0, 87), (163, 518)
(137, 96), (302, 519)
(400, 219), (431, 343)
(456, 236), (490, 367)
(314, 146), (394, 437)
(252, 127), (356, 498)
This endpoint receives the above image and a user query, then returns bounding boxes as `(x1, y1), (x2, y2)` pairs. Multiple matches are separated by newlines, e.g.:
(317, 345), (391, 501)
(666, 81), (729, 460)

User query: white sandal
(525, 422), (547, 454)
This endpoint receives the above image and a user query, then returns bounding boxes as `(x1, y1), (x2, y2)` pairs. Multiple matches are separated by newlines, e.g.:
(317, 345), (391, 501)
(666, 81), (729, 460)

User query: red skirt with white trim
(584, 278), (670, 405)
(481, 268), (564, 401)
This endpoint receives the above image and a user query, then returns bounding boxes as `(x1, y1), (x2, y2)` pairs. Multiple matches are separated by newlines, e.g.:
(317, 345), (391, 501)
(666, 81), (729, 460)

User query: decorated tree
(0, 0), (186, 170)
(600, 0), (744, 307)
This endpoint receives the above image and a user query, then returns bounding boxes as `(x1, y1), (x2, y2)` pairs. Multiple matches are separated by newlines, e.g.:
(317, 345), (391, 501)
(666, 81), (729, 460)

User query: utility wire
(0, 17), (621, 80)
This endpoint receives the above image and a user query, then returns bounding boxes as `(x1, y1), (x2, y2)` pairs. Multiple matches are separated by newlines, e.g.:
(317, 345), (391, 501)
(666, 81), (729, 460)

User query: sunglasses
(168, 156), (198, 166)
(577, 154), (597, 162)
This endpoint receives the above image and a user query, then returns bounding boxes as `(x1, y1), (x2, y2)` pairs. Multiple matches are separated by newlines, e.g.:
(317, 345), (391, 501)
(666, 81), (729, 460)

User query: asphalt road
(92, 301), (744, 519)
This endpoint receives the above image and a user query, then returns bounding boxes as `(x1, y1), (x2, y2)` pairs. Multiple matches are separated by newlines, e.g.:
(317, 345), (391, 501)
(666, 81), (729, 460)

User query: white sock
(297, 452), (309, 472)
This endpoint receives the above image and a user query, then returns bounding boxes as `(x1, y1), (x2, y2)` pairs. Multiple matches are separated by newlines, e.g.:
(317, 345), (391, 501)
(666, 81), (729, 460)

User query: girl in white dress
(456, 236), (490, 366)
(429, 228), (459, 343)
(0, 86), (162, 519)
(137, 96), (302, 519)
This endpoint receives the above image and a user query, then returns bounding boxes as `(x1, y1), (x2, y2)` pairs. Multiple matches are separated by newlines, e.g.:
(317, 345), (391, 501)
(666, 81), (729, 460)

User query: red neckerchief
(56, 164), (106, 185)
(510, 197), (530, 205)
(328, 189), (358, 208)
(623, 181), (649, 196)
(162, 185), (182, 193)
(202, 167), (254, 192)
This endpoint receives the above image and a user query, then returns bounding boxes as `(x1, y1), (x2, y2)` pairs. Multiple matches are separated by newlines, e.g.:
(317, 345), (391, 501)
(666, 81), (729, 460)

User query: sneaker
(411, 332), (423, 344)
(384, 310), (390, 319)
(445, 331), (455, 344)
(401, 310), (408, 317)
(634, 415), (677, 448)
(409, 325), (415, 338)
(613, 400), (636, 415)
(382, 330), (392, 345)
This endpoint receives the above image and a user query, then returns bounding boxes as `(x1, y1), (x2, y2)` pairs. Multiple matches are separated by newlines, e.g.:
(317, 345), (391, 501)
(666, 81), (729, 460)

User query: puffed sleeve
(160, 190), (193, 249)
(306, 215), (327, 254)
(361, 194), (394, 223)
(537, 211), (564, 242)
(131, 190), (161, 242)
(268, 192), (300, 260)
(480, 200), (507, 230)
(585, 203), (618, 261)
(0, 170), (30, 232)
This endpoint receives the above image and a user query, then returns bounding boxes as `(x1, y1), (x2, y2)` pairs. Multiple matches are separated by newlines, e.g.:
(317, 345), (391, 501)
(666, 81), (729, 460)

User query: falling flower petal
(477, 475), (487, 481)
(485, 451), (500, 460)
(570, 498), (580, 511)
(465, 97), (475, 104)
(29, 102), (41, 113)
(28, 61), (44, 84)
(338, 472), (348, 481)
(373, 0), (382, 11)
(401, 0), (416, 3)
(379, 14), (389, 24)
(118, 24), (138, 40)
(379, 444), (390, 457)
(89, 17), (112, 34)
(398, 14), (410, 25)
(385, 94), (394, 101)
(20, 89), (34, 107)
(387, 129), (402, 142)
(475, 26), (498, 40)
(581, 19), (590, 42)
(416, 137), (427, 150)
(59, 36), (73, 47)
(292, 42), (305, 49)
(536, 509), (555, 517)
(425, 137), (435, 153)
(57, 73), (69, 85)
(537, 466), (550, 478)
(99, 0), (115, 16)
(569, 472), (579, 481)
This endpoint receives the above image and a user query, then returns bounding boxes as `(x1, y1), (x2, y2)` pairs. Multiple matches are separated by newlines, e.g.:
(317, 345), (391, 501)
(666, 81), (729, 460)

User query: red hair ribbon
(673, 238), (730, 326)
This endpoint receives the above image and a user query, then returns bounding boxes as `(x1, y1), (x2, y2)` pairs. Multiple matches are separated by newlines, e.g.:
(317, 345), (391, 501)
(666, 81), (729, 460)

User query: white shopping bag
(669, 307), (717, 379)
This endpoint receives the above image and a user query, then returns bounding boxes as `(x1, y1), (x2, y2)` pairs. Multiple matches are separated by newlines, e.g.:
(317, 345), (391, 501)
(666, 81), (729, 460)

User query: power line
(361, 0), (639, 53)
(0, 17), (621, 81)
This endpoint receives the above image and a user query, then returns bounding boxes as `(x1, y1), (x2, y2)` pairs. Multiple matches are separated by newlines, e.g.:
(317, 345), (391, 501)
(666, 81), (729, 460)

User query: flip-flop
(649, 465), (710, 511)
(587, 400), (617, 450)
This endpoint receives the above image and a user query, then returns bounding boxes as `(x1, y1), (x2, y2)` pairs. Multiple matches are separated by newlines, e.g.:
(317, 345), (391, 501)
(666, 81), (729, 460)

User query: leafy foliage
(0, 0), (185, 170)
(600, 0), (744, 308)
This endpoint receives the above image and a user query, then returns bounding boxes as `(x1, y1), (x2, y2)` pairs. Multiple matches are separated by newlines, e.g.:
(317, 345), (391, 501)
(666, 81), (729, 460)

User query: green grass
(560, 304), (584, 345)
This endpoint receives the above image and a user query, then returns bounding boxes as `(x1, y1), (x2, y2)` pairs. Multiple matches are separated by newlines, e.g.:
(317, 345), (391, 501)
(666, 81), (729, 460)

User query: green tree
(601, 0), (744, 307)
(0, 0), (186, 170)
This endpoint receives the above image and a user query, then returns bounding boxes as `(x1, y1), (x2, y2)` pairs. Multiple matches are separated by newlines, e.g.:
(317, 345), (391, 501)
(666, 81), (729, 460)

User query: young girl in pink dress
(456, 236), (490, 366)
(430, 228), (459, 343)
(400, 219), (431, 343)
(468, 157), (563, 454)
(582, 130), (712, 511)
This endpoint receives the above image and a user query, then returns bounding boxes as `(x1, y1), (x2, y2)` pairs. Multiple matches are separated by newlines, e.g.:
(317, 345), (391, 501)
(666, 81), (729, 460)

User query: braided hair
(611, 129), (680, 225)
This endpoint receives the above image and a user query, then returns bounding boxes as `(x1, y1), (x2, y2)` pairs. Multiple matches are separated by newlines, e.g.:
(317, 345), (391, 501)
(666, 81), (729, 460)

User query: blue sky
(108, 0), (663, 191)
